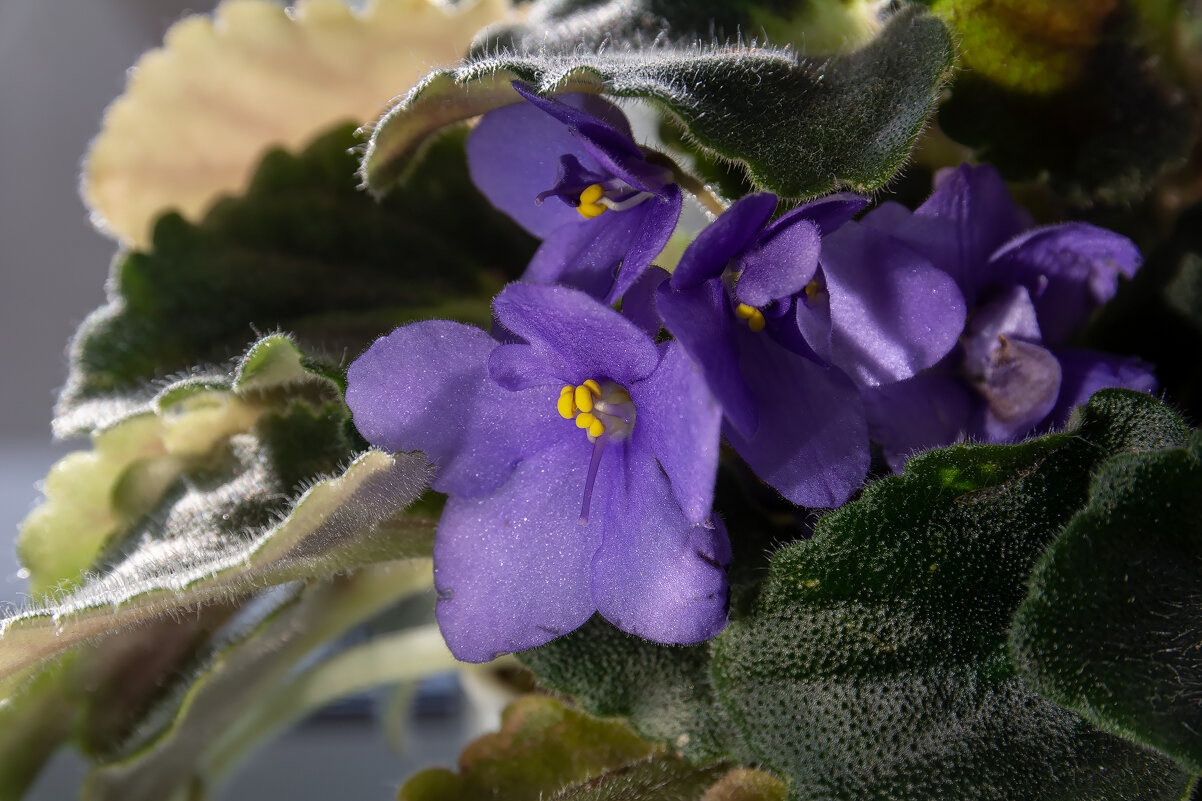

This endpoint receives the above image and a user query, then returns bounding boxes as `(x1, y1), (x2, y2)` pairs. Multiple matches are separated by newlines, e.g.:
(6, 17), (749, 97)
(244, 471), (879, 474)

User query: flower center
(575, 182), (657, 219)
(733, 303), (766, 332)
(556, 379), (637, 523)
(556, 379), (636, 442)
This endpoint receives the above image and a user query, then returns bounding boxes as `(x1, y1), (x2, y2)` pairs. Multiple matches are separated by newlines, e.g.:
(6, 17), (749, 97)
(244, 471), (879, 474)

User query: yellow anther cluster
(577, 184), (608, 219)
(559, 381), (606, 438)
(804, 279), (824, 302)
(734, 303), (766, 332)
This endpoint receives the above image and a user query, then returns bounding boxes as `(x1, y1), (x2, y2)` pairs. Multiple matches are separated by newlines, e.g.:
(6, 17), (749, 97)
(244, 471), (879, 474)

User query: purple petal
(671, 193), (777, 290)
(817, 220), (966, 386)
(794, 266), (834, 364)
(591, 444), (728, 644)
(764, 192), (867, 238)
(657, 280), (758, 436)
(862, 373), (977, 472)
(488, 342), (567, 391)
(628, 342), (721, 524)
(434, 437), (601, 661)
(961, 284), (1043, 368)
(493, 283), (661, 386)
(621, 266), (669, 338)
(987, 223), (1142, 344)
(858, 200), (914, 234)
(725, 331), (870, 507)
(468, 93), (631, 238)
(608, 185), (682, 303)
(735, 216), (821, 307)
(346, 321), (560, 498)
(523, 208), (645, 299)
(512, 83), (669, 192)
(911, 164), (1032, 302)
(1045, 349), (1158, 428)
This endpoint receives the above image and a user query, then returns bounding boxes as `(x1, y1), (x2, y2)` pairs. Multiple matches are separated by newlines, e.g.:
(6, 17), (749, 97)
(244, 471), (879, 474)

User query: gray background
(0, 2), (475, 798)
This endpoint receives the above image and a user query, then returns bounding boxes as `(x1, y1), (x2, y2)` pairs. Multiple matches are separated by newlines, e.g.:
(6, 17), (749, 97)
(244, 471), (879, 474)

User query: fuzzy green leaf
(710, 390), (1193, 800)
(362, 7), (953, 199)
(58, 124), (535, 436)
(1011, 430), (1202, 772)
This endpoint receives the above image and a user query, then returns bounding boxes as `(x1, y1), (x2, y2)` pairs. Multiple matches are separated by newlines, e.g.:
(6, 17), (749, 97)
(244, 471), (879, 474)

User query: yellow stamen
(582, 379), (601, 396)
(577, 184), (608, 219)
(576, 412), (597, 430)
(587, 418), (606, 438)
(747, 311), (766, 332)
(557, 393), (576, 419)
(734, 303), (756, 320)
(805, 279), (823, 300)
(574, 384), (595, 413)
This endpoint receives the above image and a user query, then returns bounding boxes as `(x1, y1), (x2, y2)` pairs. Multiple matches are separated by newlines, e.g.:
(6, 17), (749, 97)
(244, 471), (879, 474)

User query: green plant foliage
(1011, 430), (1202, 773)
(397, 695), (662, 801)
(551, 756), (732, 800)
(523, 392), (1200, 800)
(57, 124), (536, 436)
(362, 8), (953, 200)
(936, 1), (1195, 204)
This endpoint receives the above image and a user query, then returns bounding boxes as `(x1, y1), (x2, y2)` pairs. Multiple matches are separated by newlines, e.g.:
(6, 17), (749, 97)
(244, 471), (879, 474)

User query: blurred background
(0, 2), (477, 797)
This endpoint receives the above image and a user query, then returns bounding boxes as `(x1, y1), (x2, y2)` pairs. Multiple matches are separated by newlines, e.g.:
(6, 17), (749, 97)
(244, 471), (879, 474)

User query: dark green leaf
(1011, 430), (1202, 772)
(58, 124), (536, 436)
(709, 390), (1193, 800)
(363, 8), (953, 200)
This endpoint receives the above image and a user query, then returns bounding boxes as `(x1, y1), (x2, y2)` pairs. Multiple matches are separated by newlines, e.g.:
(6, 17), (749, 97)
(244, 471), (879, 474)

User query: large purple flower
(859, 163), (1157, 469)
(346, 284), (727, 662)
(468, 83), (682, 303)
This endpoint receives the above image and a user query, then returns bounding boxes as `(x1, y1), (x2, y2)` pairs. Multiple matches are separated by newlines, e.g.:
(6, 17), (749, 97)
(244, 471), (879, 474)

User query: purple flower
(346, 284), (728, 662)
(859, 163), (1157, 469)
(468, 83), (681, 303)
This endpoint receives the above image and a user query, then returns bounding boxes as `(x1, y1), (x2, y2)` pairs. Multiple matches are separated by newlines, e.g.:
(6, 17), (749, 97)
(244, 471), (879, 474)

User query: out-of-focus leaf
(698, 769), (787, 801)
(551, 756), (731, 801)
(82, 561), (434, 801)
(0, 670), (74, 800)
(397, 695), (662, 801)
(1011, 431), (1202, 772)
(84, 0), (511, 248)
(710, 390), (1193, 800)
(61, 125), (535, 436)
(363, 8), (954, 200)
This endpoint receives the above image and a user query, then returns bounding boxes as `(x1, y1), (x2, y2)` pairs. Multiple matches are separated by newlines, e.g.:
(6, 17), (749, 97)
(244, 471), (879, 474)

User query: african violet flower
(346, 283), (728, 662)
(657, 192), (965, 507)
(468, 83), (682, 303)
(858, 163), (1157, 469)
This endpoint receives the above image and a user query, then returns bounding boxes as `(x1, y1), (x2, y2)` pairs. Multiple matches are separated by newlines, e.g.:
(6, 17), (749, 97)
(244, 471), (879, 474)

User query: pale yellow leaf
(83, 0), (512, 249)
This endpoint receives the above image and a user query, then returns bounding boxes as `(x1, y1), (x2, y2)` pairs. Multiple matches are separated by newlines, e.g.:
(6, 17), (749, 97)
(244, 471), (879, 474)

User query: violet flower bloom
(468, 83), (682, 303)
(346, 284), (727, 662)
(859, 163), (1157, 470)
(656, 194), (859, 507)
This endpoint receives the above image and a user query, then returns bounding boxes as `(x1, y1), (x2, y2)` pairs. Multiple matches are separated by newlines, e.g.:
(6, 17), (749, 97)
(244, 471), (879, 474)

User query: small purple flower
(468, 83), (681, 303)
(859, 163), (1157, 469)
(346, 284), (727, 662)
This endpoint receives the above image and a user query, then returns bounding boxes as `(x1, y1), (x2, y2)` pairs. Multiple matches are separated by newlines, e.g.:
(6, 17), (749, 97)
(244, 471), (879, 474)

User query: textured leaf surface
(61, 124), (535, 436)
(552, 756), (731, 801)
(4, 337), (433, 682)
(83, 0), (509, 248)
(82, 563), (435, 801)
(1011, 431), (1202, 772)
(362, 7), (953, 199)
(711, 390), (1193, 800)
(397, 695), (662, 801)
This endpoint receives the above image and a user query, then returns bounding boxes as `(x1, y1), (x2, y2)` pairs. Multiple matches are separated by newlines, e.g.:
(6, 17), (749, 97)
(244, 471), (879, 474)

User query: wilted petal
(467, 92), (631, 238)
(735, 216), (821, 307)
(346, 320), (559, 498)
(725, 331), (870, 507)
(591, 444), (728, 644)
(862, 372), (977, 472)
(987, 223), (1142, 343)
(816, 220), (966, 386)
(672, 193), (777, 290)
(1046, 349), (1158, 428)
(628, 342), (721, 524)
(494, 283), (661, 386)
(658, 280), (757, 436)
(435, 437), (601, 662)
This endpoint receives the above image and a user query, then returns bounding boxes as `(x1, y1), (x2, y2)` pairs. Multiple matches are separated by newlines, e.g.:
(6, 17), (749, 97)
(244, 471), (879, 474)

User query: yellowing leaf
(83, 0), (511, 249)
